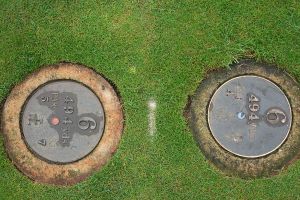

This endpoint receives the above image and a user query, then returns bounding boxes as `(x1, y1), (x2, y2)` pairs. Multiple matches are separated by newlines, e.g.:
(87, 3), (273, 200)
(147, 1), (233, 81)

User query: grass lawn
(0, 0), (300, 199)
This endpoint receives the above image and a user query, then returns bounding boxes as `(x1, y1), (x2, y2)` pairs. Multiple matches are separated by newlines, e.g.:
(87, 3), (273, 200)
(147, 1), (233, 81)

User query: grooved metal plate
(21, 80), (105, 163)
(208, 75), (292, 158)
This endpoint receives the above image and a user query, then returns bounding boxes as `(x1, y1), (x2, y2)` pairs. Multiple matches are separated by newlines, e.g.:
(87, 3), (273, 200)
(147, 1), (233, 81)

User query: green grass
(0, 0), (300, 199)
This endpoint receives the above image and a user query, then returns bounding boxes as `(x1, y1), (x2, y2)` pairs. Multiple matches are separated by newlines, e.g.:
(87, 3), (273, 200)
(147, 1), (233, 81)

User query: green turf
(0, 0), (300, 199)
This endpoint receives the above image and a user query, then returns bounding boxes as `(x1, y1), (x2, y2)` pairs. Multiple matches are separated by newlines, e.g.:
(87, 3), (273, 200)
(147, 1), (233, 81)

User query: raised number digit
(64, 106), (74, 114)
(64, 96), (74, 104)
(78, 117), (97, 130)
(41, 97), (49, 102)
(249, 113), (259, 121)
(63, 117), (73, 125)
(51, 93), (59, 102)
(249, 103), (260, 112)
(249, 94), (259, 102)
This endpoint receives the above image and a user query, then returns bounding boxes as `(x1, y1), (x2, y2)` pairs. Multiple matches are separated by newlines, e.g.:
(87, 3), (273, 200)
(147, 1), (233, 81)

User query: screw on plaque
(21, 81), (105, 163)
(208, 76), (292, 158)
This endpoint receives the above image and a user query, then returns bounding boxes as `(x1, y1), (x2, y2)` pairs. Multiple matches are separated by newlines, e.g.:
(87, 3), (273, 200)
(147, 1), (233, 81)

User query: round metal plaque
(21, 80), (105, 163)
(208, 75), (292, 158)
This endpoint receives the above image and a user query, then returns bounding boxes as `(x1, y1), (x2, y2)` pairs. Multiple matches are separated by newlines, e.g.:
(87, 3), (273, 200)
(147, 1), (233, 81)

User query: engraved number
(266, 108), (287, 125)
(63, 117), (73, 124)
(28, 114), (43, 125)
(51, 93), (59, 101)
(61, 128), (70, 144)
(64, 96), (74, 104)
(248, 93), (260, 121)
(78, 117), (97, 130)
(51, 102), (57, 108)
(249, 113), (259, 121)
(38, 139), (47, 146)
(41, 97), (49, 102)
(64, 106), (74, 114)
(249, 94), (259, 102)
(41, 93), (59, 102)
(249, 103), (260, 112)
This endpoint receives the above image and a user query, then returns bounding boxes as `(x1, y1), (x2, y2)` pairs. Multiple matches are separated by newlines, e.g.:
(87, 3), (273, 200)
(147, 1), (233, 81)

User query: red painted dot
(51, 117), (60, 126)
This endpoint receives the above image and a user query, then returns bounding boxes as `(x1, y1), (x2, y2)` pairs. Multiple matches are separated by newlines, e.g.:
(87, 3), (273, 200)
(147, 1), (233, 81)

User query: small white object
(148, 99), (157, 137)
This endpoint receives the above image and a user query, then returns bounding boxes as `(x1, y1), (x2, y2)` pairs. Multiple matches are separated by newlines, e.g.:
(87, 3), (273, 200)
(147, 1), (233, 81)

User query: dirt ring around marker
(1, 62), (124, 185)
(187, 59), (300, 178)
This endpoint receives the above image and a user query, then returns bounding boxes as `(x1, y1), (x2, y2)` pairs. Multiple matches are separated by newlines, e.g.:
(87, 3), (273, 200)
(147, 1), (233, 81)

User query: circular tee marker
(2, 62), (124, 185)
(208, 75), (292, 158)
(21, 80), (106, 164)
(187, 60), (300, 178)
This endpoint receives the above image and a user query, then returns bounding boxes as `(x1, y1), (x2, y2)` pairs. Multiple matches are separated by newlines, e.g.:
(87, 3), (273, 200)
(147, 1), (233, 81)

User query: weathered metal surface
(208, 75), (292, 158)
(2, 63), (124, 185)
(21, 80), (105, 163)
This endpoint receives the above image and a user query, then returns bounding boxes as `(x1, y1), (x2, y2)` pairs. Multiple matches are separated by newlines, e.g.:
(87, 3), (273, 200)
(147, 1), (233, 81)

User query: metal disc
(21, 80), (105, 163)
(208, 75), (292, 158)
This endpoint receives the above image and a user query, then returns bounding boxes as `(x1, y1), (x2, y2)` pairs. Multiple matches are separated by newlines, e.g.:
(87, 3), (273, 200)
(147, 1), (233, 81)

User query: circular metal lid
(21, 80), (105, 163)
(208, 75), (292, 158)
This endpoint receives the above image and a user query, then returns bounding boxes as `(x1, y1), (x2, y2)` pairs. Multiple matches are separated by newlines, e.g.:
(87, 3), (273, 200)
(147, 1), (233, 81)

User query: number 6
(78, 117), (97, 130)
